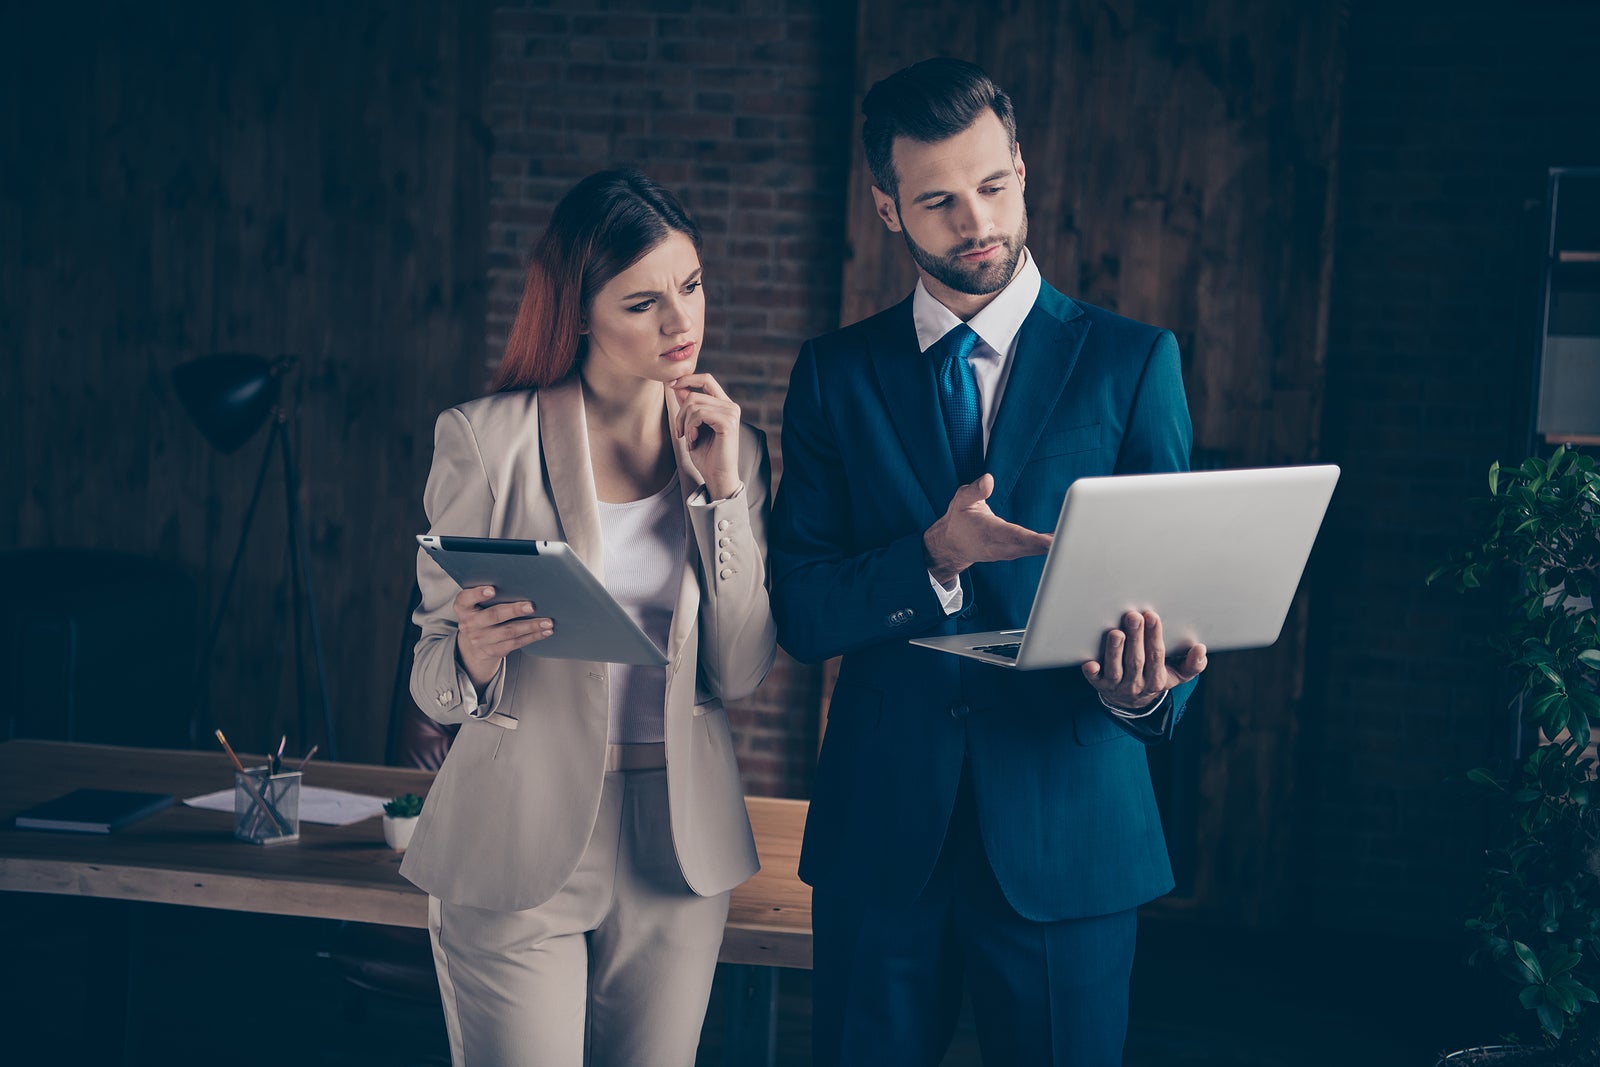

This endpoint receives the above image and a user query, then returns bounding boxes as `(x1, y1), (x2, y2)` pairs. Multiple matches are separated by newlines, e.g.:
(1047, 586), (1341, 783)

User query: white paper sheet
(184, 786), (390, 827)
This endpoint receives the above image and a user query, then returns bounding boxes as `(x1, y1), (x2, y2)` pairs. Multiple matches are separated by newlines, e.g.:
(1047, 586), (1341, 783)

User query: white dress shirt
(913, 247), (1042, 454)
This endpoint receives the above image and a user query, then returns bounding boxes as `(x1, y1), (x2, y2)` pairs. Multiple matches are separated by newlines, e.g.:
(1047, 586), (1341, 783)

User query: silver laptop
(909, 465), (1339, 670)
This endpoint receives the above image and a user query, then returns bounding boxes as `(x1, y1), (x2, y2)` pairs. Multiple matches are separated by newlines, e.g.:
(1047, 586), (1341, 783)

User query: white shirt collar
(912, 247), (1043, 357)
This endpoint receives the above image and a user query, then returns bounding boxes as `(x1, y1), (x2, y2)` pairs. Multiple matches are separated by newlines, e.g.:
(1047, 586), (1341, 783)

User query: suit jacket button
(948, 701), (970, 720)
(719, 568), (733, 580)
(716, 519), (731, 532)
(718, 537), (731, 547)
(718, 550), (731, 563)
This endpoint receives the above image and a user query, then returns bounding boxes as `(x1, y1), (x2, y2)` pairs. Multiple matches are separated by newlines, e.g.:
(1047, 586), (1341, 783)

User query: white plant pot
(382, 813), (419, 852)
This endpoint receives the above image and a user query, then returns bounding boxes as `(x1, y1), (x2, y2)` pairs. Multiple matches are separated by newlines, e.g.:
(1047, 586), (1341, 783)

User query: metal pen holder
(233, 765), (301, 846)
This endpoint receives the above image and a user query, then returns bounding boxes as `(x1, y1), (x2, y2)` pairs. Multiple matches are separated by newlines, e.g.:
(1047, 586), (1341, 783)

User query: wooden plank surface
(0, 740), (812, 969)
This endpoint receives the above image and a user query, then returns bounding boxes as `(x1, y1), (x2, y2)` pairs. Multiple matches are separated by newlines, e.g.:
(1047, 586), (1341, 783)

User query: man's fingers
(954, 473), (995, 506)
(1121, 611), (1146, 688)
(1099, 629), (1126, 686)
(1143, 610), (1165, 690)
(1173, 643), (1208, 681)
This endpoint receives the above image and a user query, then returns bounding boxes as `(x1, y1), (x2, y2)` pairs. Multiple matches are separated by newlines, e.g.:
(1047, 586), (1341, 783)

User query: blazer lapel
(869, 297), (960, 513)
(537, 377), (605, 582)
(664, 389), (702, 667)
(986, 285), (1089, 505)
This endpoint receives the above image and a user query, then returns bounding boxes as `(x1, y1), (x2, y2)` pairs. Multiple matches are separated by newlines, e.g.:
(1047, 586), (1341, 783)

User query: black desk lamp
(173, 353), (337, 760)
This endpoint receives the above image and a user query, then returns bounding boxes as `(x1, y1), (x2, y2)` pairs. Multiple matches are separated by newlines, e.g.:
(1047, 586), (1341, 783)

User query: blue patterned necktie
(934, 323), (984, 484)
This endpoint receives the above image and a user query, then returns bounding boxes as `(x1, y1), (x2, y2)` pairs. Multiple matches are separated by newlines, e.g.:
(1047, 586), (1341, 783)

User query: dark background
(4, 0), (1598, 1060)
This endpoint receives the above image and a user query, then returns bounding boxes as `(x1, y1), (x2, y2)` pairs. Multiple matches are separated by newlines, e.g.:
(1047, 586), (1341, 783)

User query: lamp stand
(195, 410), (337, 760)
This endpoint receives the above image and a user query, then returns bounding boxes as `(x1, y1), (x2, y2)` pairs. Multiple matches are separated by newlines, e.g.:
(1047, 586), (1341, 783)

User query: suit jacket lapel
(537, 376), (605, 582)
(869, 297), (959, 514)
(986, 284), (1089, 505)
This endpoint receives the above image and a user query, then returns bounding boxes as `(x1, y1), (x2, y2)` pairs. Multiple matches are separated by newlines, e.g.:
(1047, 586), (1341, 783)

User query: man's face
(872, 110), (1028, 303)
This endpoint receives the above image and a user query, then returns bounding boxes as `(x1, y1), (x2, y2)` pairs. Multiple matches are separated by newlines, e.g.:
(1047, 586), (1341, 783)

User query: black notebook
(13, 788), (175, 834)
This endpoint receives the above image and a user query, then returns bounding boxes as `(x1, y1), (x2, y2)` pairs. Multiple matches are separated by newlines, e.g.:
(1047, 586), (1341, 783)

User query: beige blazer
(398, 377), (774, 912)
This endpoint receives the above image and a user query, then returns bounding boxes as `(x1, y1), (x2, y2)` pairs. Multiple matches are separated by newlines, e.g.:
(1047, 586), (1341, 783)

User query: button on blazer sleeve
(686, 424), (777, 702)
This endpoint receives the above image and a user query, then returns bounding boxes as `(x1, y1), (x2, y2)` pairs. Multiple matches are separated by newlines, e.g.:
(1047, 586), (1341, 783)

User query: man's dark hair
(861, 57), (1017, 202)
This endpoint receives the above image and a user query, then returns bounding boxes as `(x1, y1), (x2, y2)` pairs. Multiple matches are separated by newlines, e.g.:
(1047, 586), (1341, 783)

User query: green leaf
(1538, 663), (1565, 687)
(1574, 981), (1600, 1005)
(1545, 948), (1582, 975)
(1549, 984), (1577, 1016)
(1536, 1001), (1564, 1040)
(1577, 650), (1600, 670)
(1467, 767), (1504, 789)
(1490, 461), (1501, 496)
(1514, 941), (1545, 982)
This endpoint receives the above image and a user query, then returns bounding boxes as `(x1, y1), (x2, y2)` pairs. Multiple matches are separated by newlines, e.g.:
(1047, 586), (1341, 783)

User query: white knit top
(596, 477), (684, 744)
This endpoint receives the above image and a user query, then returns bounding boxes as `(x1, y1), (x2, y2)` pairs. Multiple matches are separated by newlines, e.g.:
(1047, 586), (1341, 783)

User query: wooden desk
(0, 739), (811, 969)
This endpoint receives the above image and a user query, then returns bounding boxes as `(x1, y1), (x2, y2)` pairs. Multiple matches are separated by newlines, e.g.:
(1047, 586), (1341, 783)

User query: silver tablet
(417, 535), (669, 667)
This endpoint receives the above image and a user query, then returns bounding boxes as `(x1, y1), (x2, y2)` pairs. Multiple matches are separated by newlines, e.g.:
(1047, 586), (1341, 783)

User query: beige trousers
(428, 767), (730, 1067)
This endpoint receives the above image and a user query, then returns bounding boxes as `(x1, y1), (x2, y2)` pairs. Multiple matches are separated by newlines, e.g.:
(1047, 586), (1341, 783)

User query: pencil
(213, 729), (247, 773)
(214, 729), (291, 837)
(295, 744), (319, 772)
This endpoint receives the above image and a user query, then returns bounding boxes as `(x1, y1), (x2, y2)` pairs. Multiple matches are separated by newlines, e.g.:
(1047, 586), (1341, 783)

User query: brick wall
(1306, 0), (1600, 935)
(486, 0), (857, 795)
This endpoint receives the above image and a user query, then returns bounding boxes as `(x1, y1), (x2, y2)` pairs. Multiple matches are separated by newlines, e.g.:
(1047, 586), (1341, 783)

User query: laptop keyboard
(972, 642), (1021, 659)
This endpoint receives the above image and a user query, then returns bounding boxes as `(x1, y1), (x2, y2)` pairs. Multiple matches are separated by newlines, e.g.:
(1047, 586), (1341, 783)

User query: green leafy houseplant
(383, 793), (424, 819)
(1431, 446), (1600, 1065)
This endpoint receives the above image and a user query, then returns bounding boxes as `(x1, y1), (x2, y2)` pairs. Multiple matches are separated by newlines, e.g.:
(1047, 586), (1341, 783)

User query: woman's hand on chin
(670, 372), (743, 499)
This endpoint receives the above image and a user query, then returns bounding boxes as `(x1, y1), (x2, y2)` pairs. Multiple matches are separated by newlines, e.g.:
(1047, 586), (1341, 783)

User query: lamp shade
(172, 353), (283, 454)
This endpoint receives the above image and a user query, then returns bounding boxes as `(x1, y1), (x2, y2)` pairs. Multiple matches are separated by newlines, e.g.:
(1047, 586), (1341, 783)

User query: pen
(214, 729), (292, 837)
(272, 735), (286, 776)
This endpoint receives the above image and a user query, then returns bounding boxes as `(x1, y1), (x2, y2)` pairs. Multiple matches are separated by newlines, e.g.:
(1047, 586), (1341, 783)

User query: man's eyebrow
(909, 171), (1012, 205)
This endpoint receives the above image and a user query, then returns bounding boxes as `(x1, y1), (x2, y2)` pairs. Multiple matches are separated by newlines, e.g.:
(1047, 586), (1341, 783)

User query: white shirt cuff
(1099, 689), (1169, 719)
(929, 571), (963, 615)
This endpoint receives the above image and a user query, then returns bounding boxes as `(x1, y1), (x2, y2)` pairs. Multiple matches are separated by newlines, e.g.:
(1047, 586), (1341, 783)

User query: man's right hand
(923, 474), (1053, 585)
(452, 585), (555, 689)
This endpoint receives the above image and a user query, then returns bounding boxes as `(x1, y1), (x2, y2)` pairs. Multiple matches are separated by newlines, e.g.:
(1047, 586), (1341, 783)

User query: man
(769, 58), (1208, 1066)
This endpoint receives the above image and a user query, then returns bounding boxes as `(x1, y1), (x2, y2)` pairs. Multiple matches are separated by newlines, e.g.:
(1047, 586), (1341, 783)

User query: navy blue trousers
(811, 768), (1139, 1067)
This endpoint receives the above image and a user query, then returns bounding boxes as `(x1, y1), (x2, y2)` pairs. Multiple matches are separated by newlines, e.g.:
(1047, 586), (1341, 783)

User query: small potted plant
(382, 792), (424, 852)
(1431, 446), (1600, 1066)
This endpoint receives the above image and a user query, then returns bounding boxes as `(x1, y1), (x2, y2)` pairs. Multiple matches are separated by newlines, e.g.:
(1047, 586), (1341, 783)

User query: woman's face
(582, 231), (704, 386)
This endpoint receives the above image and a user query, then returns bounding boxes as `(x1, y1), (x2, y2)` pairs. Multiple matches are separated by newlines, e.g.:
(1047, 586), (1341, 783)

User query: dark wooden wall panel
(843, 0), (1346, 924)
(1, 2), (490, 762)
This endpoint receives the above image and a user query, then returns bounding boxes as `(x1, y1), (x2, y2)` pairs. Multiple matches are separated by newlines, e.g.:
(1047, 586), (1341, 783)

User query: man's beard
(900, 212), (1028, 296)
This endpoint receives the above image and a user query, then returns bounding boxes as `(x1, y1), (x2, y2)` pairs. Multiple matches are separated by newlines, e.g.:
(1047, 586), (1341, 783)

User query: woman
(399, 169), (776, 1067)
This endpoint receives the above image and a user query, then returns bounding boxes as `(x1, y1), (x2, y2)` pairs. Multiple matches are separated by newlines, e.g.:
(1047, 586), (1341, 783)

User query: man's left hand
(1082, 609), (1207, 710)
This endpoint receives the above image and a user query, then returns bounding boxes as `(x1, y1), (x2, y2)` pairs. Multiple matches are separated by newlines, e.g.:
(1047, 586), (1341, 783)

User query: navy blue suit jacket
(770, 282), (1196, 922)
